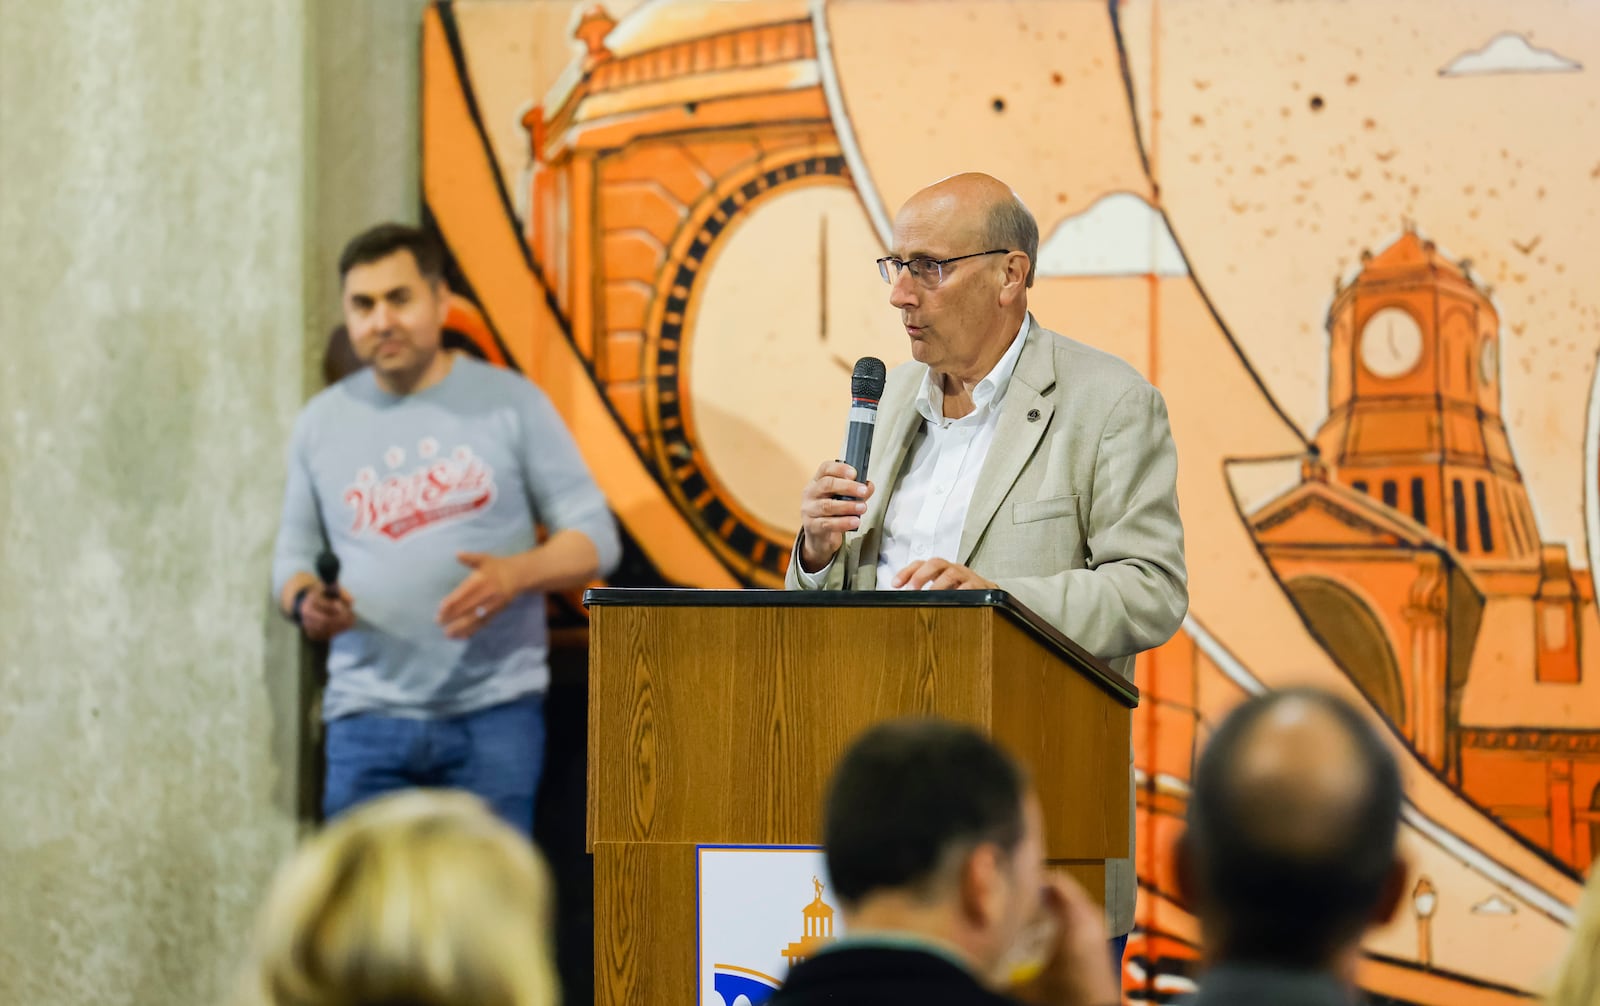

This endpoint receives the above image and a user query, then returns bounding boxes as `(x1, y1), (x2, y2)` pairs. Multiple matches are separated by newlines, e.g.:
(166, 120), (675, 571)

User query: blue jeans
(322, 692), (545, 838)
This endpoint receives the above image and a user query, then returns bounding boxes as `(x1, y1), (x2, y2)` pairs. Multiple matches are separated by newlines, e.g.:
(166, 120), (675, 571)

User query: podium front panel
(589, 603), (993, 847)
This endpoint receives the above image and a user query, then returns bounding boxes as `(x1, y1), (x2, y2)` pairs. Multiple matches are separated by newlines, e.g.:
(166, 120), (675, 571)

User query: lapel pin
(1027, 409), (1041, 422)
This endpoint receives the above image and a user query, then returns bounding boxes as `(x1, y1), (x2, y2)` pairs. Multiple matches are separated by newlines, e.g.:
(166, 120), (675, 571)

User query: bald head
(905, 172), (1019, 216)
(1183, 689), (1404, 969)
(899, 173), (1038, 287)
(1227, 695), (1374, 857)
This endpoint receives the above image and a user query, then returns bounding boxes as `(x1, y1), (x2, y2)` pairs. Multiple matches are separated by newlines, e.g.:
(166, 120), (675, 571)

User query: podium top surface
(583, 587), (1137, 707)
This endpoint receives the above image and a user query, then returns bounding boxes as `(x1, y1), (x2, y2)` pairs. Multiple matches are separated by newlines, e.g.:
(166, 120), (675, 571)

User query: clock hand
(818, 211), (829, 345)
(818, 211), (851, 374)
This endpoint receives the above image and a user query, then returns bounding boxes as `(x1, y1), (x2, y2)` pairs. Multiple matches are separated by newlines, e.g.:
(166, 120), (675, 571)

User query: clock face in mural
(1360, 306), (1423, 379)
(685, 185), (899, 535)
(645, 157), (904, 582)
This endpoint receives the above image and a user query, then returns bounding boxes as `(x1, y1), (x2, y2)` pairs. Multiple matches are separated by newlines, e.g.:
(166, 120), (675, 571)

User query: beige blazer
(785, 315), (1188, 935)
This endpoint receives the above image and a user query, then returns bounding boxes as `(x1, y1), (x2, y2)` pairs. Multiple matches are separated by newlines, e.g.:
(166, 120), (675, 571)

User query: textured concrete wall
(0, 3), (422, 1003)
(305, 0), (428, 383)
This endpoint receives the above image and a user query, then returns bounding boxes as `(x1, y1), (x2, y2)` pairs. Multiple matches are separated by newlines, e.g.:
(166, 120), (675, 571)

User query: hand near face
(1011, 872), (1120, 1006)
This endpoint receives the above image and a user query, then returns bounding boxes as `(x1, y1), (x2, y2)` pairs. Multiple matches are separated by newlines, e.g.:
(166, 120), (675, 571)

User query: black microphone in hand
(315, 551), (341, 599)
(836, 357), (887, 500)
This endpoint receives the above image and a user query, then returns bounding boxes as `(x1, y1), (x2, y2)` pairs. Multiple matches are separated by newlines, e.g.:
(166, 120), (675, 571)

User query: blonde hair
(1547, 859), (1600, 1006)
(238, 790), (558, 1006)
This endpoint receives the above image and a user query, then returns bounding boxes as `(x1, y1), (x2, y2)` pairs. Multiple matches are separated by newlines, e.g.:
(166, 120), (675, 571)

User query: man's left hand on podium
(891, 558), (998, 591)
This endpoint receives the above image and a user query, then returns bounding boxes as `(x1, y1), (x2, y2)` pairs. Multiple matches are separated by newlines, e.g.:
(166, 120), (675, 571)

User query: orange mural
(420, 1), (1600, 1002)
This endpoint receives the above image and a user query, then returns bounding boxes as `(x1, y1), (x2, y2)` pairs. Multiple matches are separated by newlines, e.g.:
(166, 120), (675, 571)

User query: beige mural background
(0, 2), (425, 1003)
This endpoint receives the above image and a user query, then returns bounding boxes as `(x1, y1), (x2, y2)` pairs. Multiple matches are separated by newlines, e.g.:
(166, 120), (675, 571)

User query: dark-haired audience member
(1178, 688), (1407, 1005)
(770, 718), (1122, 1006)
(272, 223), (619, 835)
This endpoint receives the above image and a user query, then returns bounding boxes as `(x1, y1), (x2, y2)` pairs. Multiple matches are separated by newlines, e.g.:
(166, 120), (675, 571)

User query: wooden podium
(583, 588), (1138, 1005)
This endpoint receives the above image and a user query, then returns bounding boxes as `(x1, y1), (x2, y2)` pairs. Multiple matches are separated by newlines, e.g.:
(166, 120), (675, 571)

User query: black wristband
(290, 585), (313, 625)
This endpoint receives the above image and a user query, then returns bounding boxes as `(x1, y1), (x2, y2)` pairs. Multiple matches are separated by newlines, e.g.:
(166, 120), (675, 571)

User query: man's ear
(1372, 857), (1409, 925)
(959, 843), (1007, 929)
(997, 253), (1029, 306)
(431, 278), (452, 325)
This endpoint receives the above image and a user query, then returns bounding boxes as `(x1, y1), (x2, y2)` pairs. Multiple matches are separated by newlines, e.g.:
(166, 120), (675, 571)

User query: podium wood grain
(594, 842), (696, 1006)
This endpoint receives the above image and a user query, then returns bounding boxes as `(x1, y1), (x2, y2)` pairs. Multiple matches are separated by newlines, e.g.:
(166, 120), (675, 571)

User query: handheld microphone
(315, 551), (341, 598)
(837, 357), (887, 500)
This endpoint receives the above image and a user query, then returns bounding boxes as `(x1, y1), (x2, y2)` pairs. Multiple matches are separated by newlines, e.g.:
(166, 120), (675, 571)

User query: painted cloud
(1440, 32), (1581, 76)
(1036, 192), (1189, 278)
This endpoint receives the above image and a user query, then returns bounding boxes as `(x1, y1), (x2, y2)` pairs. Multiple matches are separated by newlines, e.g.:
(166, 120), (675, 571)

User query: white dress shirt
(798, 316), (1030, 589)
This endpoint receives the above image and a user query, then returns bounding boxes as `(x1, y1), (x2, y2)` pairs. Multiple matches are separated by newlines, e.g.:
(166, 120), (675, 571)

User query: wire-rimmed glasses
(876, 249), (1011, 288)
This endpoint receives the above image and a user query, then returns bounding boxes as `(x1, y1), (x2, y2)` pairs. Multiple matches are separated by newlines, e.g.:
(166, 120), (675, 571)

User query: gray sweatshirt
(272, 356), (621, 720)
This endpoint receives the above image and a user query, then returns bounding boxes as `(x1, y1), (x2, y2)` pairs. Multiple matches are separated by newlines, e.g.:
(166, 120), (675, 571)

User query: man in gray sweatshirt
(272, 223), (620, 836)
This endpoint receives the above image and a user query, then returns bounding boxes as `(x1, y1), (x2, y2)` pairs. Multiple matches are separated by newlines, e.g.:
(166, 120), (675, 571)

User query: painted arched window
(1285, 576), (1406, 728)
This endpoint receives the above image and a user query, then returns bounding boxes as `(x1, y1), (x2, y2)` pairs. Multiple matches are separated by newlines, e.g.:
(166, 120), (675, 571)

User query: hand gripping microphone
(837, 357), (887, 500)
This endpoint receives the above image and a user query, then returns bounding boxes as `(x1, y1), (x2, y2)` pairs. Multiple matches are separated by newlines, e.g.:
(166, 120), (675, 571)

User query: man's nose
(372, 302), (396, 330)
(888, 269), (917, 310)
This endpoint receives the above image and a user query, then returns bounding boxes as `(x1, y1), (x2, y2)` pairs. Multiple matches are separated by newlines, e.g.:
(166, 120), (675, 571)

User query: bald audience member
(1178, 689), (1407, 1005)
(788, 173), (1187, 960)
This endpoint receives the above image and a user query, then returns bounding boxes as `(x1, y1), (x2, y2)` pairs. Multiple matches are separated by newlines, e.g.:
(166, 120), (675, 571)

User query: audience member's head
(1179, 688), (1406, 973)
(823, 718), (1042, 979)
(818, 718), (1119, 1005)
(1545, 858), (1600, 1006)
(238, 789), (557, 1006)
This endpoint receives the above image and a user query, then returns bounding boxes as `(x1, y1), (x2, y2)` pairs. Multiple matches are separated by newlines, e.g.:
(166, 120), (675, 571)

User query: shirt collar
(811, 929), (976, 976)
(914, 314), (1032, 425)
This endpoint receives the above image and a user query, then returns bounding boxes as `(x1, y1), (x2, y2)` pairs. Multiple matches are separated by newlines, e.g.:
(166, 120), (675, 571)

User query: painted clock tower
(1250, 226), (1596, 866)
(1317, 229), (1540, 569)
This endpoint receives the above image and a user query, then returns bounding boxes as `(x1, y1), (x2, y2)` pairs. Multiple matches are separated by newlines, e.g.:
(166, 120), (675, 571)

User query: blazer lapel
(958, 320), (1057, 564)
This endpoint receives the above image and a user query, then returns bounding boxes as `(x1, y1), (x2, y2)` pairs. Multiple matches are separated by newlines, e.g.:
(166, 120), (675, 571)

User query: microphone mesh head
(851, 357), (887, 399)
(316, 551), (341, 584)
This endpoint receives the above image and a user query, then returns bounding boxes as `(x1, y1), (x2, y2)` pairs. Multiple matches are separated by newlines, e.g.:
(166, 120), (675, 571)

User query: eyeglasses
(876, 249), (1012, 288)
